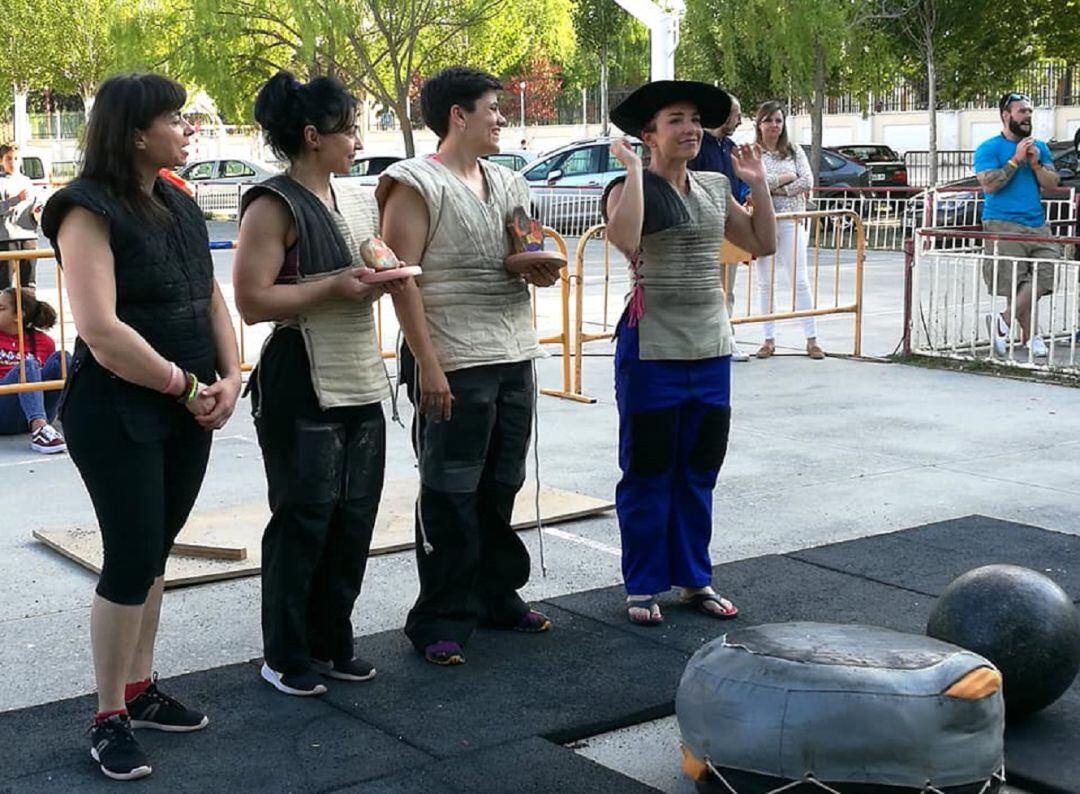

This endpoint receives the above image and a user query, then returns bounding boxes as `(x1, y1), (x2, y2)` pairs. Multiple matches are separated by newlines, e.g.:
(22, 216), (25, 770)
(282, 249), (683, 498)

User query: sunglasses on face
(999, 92), (1031, 112)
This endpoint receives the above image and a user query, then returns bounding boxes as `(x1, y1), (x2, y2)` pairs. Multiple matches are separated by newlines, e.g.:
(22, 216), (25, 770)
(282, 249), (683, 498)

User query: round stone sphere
(927, 564), (1080, 718)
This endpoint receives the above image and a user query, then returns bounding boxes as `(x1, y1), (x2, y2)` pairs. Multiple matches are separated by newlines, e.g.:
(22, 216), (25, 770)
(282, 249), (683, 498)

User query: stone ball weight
(927, 564), (1080, 718)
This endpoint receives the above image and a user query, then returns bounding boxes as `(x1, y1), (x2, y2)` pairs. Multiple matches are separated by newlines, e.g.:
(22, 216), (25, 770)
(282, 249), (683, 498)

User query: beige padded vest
(377, 157), (544, 372)
(296, 179), (389, 408)
(634, 170), (732, 361)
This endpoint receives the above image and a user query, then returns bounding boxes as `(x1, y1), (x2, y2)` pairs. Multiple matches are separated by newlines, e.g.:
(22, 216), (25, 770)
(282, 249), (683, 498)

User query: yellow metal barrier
(564, 210), (866, 402)
(1, 230), (582, 403)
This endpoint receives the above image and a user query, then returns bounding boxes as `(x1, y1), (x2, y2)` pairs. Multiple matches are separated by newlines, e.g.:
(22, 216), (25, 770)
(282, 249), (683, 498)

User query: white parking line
(543, 526), (621, 557)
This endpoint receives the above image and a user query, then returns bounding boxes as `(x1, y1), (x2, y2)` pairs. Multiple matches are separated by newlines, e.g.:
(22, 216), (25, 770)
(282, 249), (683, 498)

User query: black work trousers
(252, 329), (385, 675)
(399, 345), (535, 652)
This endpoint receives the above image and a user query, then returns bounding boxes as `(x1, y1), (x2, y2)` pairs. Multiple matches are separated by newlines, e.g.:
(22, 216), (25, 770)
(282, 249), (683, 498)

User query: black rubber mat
(335, 738), (662, 793)
(790, 515), (1080, 600)
(548, 554), (935, 655)
(320, 604), (689, 757)
(1, 515), (1073, 793)
(0, 662), (432, 793)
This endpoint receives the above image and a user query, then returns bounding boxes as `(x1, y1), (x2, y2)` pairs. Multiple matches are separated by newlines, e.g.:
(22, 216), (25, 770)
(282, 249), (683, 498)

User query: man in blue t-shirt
(690, 96), (751, 361)
(974, 92), (1061, 358)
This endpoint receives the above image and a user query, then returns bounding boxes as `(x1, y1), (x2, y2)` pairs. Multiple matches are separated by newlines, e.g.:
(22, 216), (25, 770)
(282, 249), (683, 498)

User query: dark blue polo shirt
(689, 131), (750, 203)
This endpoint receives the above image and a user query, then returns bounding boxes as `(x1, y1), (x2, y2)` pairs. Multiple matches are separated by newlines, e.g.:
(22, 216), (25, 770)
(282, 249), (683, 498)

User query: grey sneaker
(1030, 335), (1048, 358)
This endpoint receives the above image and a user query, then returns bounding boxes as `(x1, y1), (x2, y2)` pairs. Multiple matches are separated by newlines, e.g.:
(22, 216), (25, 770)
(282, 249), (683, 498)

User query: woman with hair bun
(0, 287), (69, 452)
(41, 72), (241, 781)
(233, 70), (403, 697)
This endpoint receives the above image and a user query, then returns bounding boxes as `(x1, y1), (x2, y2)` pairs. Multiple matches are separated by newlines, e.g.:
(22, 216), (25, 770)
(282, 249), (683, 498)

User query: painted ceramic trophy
(358, 236), (422, 283)
(504, 206), (566, 275)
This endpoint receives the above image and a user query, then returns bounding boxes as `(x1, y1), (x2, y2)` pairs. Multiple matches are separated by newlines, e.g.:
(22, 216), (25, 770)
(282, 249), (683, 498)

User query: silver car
(520, 137), (643, 236)
(177, 158), (281, 184)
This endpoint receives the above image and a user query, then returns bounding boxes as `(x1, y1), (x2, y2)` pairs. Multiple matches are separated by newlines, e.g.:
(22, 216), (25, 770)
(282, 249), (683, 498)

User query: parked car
(803, 145), (871, 194)
(343, 154), (403, 185)
(830, 144), (908, 189)
(177, 158), (281, 184)
(904, 146), (1079, 231)
(521, 137), (644, 233)
(484, 149), (536, 171)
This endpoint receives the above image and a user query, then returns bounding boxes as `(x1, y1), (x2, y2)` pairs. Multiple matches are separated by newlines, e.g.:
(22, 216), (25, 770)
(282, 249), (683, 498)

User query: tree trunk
(600, 45), (609, 136)
(926, 39), (937, 186)
(810, 41), (825, 182)
(397, 97), (415, 157)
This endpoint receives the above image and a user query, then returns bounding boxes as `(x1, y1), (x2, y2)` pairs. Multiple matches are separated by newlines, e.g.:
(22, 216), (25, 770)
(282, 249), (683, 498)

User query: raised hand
(731, 143), (767, 187)
(610, 137), (642, 172)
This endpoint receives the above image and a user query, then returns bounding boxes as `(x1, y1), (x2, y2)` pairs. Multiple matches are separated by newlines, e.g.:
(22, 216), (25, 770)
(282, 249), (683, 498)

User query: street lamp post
(519, 81), (526, 142)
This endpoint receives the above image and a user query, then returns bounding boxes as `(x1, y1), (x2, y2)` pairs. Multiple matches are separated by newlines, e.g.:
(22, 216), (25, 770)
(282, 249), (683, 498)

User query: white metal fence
(192, 183), (248, 217)
(911, 227), (1080, 372)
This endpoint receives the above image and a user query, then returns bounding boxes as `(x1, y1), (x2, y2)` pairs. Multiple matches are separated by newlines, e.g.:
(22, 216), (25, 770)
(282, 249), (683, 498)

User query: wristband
(161, 363), (184, 396)
(1006, 159), (1018, 169)
(176, 372), (199, 404)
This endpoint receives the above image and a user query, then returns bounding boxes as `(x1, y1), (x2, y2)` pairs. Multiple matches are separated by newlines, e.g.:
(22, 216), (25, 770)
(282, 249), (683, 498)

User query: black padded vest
(239, 174), (353, 278)
(42, 177), (217, 440)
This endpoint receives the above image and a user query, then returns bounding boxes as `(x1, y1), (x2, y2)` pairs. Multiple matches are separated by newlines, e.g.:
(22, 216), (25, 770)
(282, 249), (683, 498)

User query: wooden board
(32, 480), (613, 589)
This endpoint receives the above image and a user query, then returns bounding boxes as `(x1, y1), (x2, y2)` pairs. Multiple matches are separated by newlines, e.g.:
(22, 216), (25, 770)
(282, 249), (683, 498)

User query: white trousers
(754, 219), (817, 339)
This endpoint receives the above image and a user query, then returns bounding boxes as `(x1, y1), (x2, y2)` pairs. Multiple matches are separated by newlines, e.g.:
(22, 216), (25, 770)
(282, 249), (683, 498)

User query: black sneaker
(312, 657), (377, 682)
(260, 662), (327, 696)
(126, 676), (209, 732)
(89, 714), (152, 781)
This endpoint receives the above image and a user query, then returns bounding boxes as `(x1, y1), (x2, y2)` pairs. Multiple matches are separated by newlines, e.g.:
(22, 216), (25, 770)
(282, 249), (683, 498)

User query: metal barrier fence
(551, 209), (866, 403)
(529, 185), (604, 239)
(192, 183), (248, 217)
(908, 227), (1080, 372)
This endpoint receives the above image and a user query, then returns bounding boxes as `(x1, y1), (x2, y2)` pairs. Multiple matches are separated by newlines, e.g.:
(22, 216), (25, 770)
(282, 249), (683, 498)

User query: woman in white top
(753, 101), (825, 359)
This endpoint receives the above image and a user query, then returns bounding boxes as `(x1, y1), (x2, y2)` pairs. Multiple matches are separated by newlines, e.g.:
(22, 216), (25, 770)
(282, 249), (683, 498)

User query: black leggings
(63, 366), (212, 606)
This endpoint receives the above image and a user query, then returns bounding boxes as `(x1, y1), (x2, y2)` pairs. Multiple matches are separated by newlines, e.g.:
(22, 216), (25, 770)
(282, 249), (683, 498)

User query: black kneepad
(629, 408), (677, 477)
(688, 406), (731, 471)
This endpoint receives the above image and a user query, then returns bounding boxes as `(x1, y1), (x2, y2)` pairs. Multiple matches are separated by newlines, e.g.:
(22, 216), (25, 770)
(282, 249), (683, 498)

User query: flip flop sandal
(514, 609), (552, 633)
(682, 592), (739, 619)
(424, 640), (465, 666)
(626, 597), (664, 626)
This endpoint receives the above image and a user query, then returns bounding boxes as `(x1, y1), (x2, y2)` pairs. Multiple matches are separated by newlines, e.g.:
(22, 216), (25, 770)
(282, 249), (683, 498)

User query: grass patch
(891, 352), (1080, 387)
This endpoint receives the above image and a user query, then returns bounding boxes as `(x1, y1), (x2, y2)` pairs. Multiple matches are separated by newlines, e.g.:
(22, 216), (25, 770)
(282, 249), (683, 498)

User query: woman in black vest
(41, 74), (241, 782)
(234, 72), (400, 698)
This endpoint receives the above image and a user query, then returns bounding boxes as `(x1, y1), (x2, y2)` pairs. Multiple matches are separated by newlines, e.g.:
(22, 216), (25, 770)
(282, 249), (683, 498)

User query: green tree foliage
(570, 0), (649, 131)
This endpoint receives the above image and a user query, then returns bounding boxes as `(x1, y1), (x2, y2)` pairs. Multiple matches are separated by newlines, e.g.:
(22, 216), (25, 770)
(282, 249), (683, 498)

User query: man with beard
(975, 92), (1060, 358)
(689, 96), (751, 361)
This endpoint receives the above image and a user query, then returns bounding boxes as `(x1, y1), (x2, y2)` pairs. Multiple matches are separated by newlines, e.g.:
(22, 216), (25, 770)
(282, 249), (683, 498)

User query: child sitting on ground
(0, 287), (68, 453)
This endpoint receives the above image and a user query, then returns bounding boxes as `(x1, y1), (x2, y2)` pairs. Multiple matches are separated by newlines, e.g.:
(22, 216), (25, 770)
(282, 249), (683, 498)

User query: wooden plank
(32, 480), (614, 589)
(170, 542), (248, 561)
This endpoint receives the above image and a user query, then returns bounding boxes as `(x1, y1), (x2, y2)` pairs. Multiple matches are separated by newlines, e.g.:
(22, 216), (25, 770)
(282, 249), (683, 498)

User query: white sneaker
(984, 312), (1008, 357)
(1030, 335), (1048, 358)
(730, 340), (750, 362)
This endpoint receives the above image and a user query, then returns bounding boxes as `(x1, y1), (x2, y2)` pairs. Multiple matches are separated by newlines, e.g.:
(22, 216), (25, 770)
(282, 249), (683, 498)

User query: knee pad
(688, 406), (731, 471)
(628, 407), (677, 477)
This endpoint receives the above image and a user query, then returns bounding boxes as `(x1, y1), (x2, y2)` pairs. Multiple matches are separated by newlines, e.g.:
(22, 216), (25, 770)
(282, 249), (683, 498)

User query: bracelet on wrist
(176, 372), (199, 404)
(1006, 159), (1018, 169)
